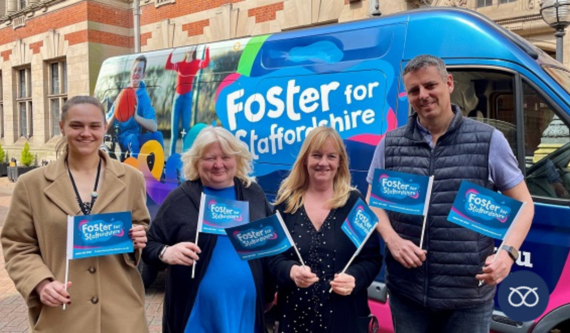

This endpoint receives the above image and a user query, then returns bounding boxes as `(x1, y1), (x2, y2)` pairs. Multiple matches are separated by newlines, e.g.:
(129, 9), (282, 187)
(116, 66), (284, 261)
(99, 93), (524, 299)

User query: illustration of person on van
(107, 55), (164, 158)
(165, 46), (210, 156)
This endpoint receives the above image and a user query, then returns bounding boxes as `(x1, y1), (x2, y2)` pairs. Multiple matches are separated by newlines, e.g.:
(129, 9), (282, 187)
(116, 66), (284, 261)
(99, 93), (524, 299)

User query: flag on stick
(369, 169), (434, 248)
(330, 198), (379, 293)
(447, 181), (526, 285)
(192, 193), (250, 278)
(65, 211), (133, 309)
(225, 211), (303, 263)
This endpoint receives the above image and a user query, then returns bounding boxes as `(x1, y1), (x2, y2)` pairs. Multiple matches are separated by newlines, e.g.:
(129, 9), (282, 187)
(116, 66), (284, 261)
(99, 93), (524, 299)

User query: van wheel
(551, 319), (570, 332)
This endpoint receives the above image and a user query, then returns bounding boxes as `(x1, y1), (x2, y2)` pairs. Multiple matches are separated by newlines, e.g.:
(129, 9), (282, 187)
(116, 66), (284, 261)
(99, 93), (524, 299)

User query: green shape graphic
(237, 35), (271, 77)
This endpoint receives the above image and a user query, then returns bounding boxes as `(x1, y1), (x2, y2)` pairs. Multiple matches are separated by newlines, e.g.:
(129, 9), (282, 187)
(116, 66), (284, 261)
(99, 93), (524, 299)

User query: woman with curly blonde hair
(269, 126), (382, 332)
(143, 126), (274, 333)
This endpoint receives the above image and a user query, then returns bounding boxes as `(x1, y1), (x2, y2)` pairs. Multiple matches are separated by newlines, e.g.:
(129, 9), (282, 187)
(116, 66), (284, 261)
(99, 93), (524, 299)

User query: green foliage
(0, 142), (5, 163)
(20, 142), (35, 167)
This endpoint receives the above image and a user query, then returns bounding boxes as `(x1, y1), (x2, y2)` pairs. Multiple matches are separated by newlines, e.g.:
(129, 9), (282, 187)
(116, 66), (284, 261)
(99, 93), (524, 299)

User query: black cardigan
(142, 179), (274, 333)
(267, 190), (383, 332)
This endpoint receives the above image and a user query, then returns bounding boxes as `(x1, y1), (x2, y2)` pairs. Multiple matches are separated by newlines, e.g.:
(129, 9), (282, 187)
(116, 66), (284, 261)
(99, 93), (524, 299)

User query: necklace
(66, 157), (102, 215)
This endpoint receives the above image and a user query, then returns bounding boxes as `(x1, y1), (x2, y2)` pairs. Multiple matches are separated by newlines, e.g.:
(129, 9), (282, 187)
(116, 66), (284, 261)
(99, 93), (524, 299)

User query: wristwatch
(501, 245), (519, 262)
(158, 245), (169, 261)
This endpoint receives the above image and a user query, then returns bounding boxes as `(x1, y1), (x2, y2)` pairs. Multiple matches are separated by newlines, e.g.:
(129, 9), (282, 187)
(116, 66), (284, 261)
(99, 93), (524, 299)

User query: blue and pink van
(94, 7), (570, 332)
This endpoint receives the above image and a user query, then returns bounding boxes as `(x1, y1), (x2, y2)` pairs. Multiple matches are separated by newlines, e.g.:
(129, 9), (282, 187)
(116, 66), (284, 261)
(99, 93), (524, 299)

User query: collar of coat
(43, 150), (129, 216)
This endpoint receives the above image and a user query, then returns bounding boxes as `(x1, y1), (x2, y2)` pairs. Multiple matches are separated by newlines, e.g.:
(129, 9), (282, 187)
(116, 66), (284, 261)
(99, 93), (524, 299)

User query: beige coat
(1, 152), (150, 333)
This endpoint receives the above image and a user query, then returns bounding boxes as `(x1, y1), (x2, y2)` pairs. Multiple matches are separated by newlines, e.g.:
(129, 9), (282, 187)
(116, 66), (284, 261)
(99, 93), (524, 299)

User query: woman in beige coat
(1, 96), (150, 333)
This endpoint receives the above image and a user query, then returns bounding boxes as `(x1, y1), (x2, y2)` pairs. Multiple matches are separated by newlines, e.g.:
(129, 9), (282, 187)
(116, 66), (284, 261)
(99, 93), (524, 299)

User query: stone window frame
(15, 66), (32, 139)
(155, 0), (175, 8)
(477, 0), (493, 7)
(47, 59), (67, 137)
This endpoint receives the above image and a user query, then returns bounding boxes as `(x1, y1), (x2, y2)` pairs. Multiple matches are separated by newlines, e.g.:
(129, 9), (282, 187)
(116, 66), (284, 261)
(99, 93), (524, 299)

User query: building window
(499, 0), (516, 3)
(48, 60), (67, 137)
(16, 67), (32, 138)
(477, 0), (493, 7)
(19, 0), (26, 10)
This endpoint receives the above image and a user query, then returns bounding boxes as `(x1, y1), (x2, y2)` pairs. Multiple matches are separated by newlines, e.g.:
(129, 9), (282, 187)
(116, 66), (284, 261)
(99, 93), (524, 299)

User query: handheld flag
(341, 197), (379, 251)
(369, 169), (433, 248)
(193, 192), (250, 278)
(225, 212), (296, 261)
(198, 193), (250, 235)
(447, 181), (526, 286)
(447, 181), (525, 240)
(331, 198), (379, 293)
(66, 211), (133, 260)
(65, 211), (133, 309)
(369, 169), (433, 216)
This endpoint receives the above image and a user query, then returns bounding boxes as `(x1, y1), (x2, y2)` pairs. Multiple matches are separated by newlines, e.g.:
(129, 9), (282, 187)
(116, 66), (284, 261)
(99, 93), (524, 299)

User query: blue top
(185, 186), (258, 333)
(367, 117), (524, 192)
(107, 81), (157, 136)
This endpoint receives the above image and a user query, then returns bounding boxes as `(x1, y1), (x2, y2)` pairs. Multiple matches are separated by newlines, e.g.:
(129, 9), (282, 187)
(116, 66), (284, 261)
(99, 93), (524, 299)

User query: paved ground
(0, 177), (165, 332)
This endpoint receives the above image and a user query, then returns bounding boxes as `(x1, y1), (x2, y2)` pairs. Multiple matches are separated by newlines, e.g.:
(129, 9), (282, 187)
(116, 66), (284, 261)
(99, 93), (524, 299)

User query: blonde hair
(274, 126), (353, 214)
(181, 126), (254, 187)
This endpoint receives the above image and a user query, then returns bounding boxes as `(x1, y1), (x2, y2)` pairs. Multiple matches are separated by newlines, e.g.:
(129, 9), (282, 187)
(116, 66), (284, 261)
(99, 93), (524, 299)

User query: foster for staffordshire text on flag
(369, 169), (433, 216)
(197, 193), (250, 235)
(66, 211), (133, 260)
(447, 181), (525, 239)
(341, 197), (379, 252)
(225, 212), (295, 261)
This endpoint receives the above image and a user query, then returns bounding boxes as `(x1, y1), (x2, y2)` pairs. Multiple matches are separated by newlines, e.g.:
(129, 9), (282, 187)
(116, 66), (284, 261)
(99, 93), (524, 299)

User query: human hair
(133, 55), (147, 73)
(274, 126), (353, 214)
(56, 96), (106, 158)
(181, 126), (254, 187)
(403, 54), (448, 81)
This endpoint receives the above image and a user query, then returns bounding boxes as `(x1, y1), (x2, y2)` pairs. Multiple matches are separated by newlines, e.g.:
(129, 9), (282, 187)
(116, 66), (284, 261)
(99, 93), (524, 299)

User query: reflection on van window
(449, 70), (517, 152)
(522, 80), (570, 200)
(449, 70), (570, 200)
(542, 66), (570, 95)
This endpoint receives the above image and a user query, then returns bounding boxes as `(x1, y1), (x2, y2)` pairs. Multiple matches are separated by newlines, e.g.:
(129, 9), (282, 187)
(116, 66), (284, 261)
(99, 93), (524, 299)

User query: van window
(449, 70), (517, 152)
(522, 80), (570, 200)
(449, 69), (570, 201)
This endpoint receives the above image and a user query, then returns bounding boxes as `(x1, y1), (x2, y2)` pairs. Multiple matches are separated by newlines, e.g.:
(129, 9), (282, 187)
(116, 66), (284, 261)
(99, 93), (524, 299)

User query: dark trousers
(389, 290), (494, 333)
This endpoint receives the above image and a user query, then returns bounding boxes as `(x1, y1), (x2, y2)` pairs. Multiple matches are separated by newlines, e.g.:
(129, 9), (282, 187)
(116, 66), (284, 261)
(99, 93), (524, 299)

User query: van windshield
(542, 66), (570, 95)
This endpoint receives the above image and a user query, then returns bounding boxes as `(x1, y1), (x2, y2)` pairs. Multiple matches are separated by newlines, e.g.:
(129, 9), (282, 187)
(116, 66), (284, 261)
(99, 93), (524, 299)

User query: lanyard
(66, 157), (102, 215)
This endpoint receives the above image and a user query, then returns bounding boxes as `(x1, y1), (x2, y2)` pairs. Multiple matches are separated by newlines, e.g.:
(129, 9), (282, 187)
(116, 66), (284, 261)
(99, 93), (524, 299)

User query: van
(93, 7), (570, 332)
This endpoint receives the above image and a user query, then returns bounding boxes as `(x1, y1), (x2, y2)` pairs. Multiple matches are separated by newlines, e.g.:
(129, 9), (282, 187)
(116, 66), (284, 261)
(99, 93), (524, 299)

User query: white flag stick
(64, 215), (74, 310)
(276, 211), (305, 266)
(63, 259), (70, 310)
(329, 222), (379, 293)
(192, 193), (206, 279)
(419, 176), (434, 250)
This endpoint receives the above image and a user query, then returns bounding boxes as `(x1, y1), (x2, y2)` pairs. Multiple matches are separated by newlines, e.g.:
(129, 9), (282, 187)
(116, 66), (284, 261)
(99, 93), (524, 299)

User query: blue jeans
(170, 92), (192, 156)
(119, 131), (164, 156)
(389, 291), (494, 333)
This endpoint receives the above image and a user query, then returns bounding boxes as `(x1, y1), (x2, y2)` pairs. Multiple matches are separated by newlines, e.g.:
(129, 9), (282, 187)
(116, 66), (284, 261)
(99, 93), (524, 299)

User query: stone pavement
(0, 177), (164, 332)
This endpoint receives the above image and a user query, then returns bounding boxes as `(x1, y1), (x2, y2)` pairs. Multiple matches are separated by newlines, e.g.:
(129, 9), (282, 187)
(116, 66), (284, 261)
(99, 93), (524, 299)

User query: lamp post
(540, 0), (570, 63)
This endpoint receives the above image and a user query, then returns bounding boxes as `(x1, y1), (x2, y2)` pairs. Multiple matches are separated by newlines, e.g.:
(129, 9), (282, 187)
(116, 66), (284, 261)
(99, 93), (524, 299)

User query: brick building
(0, 0), (566, 162)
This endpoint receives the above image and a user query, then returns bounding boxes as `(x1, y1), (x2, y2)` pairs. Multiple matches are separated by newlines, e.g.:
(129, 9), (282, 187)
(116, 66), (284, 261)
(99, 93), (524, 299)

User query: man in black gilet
(366, 54), (534, 333)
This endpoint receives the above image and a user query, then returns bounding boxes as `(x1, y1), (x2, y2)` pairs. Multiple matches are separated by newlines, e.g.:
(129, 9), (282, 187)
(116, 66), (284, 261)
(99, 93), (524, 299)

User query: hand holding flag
(446, 181), (526, 286)
(331, 198), (379, 293)
(369, 169), (434, 249)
